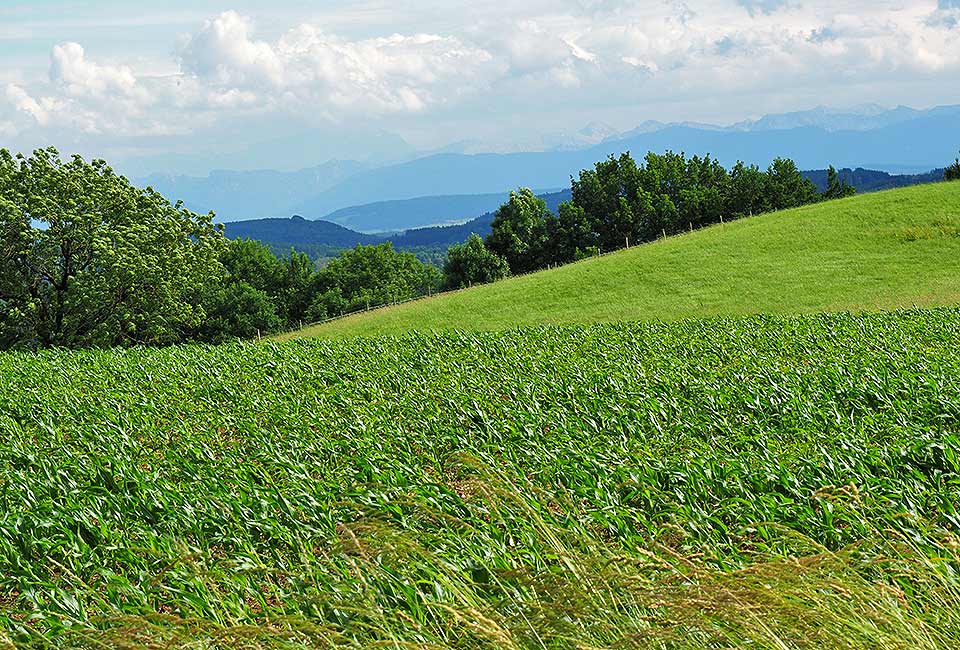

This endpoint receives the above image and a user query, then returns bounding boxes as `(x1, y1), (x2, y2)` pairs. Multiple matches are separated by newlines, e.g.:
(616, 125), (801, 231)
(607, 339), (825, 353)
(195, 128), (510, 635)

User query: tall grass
(2, 310), (960, 647)
(37, 464), (960, 649)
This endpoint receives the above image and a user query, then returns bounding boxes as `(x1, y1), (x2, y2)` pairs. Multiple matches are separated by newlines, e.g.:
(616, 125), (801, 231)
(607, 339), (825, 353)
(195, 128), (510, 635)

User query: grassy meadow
(282, 182), (960, 340)
(2, 310), (960, 647)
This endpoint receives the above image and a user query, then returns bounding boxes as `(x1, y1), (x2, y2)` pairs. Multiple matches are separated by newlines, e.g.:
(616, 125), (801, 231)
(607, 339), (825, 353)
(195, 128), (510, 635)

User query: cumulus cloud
(50, 43), (142, 100)
(6, 84), (54, 126)
(1, 2), (959, 154)
(177, 11), (498, 114)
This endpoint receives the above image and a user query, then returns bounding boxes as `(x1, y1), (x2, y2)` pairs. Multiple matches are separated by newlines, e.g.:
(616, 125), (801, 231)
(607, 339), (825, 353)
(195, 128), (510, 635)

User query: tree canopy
(0, 148), (224, 349)
(946, 152), (960, 182)
(443, 233), (510, 290)
(484, 151), (827, 277)
(307, 243), (442, 320)
(822, 166), (857, 200)
(485, 189), (550, 274)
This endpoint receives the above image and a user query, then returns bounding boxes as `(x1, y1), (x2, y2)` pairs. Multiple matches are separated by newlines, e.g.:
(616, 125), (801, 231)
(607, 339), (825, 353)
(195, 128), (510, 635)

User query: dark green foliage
(308, 242), (442, 319)
(485, 189), (550, 274)
(946, 152), (960, 182)
(727, 161), (769, 218)
(200, 239), (313, 340)
(443, 233), (510, 290)
(209, 240), (443, 333)
(765, 157), (820, 210)
(200, 281), (281, 341)
(0, 148), (224, 350)
(487, 151), (827, 275)
(822, 166), (857, 200)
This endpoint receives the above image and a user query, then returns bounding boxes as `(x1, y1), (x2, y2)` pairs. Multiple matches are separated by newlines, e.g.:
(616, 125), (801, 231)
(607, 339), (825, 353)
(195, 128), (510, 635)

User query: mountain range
(142, 104), (960, 231)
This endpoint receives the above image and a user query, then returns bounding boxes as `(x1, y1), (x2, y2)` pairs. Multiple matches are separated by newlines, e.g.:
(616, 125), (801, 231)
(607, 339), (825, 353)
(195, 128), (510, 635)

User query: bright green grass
(2, 310), (960, 647)
(283, 182), (960, 340)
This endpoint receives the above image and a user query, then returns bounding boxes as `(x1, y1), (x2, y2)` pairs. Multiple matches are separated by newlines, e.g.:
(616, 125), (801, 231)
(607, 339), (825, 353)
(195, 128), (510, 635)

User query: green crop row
(1, 309), (959, 647)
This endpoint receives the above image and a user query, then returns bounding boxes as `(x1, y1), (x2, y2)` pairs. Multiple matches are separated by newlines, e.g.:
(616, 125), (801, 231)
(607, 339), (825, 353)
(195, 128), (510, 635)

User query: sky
(1, 0), (958, 176)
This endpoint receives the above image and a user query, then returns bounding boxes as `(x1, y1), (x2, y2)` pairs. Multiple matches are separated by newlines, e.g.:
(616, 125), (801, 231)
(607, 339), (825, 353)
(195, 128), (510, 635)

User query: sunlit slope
(284, 182), (960, 340)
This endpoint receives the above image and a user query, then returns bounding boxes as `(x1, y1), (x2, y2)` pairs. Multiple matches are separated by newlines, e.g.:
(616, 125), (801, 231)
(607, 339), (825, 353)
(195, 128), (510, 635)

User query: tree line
(1, 147), (955, 349)
(0, 148), (442, 348)
(461, 152), (856, 283)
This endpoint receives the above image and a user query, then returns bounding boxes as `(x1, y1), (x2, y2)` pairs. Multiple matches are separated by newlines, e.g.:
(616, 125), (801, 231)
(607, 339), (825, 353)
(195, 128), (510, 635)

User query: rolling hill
(281, 181), (960, 340)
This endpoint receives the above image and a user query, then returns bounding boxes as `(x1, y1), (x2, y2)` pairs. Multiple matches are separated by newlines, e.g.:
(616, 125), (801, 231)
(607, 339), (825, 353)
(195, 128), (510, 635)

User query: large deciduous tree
(765, 157), (820, 210)
(307, 243), (442, 319)
(0, 148), (225, 349)
(485, 189), (550, 274)
(443, 233), (510, 290)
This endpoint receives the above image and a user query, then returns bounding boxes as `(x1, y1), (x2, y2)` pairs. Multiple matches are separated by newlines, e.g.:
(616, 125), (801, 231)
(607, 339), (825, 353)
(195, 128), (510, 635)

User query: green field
(2, 310), (960, 648)
(283, 182), (960, 340)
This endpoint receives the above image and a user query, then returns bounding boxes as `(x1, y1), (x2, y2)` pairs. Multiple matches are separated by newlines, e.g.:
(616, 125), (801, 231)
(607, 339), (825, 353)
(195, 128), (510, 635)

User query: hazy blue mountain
(225, 215), (381, 247)
(606, 104), (960, 138)
(222, 190), (572, 254)
(139, 104), (960, 227)
(389, 189), (572, 247)
(288, 113), (960, 222)
(728, 104), (960, 132)
(315, 191), (557, 233)
(140, 160), (368, 221)
(288, 152), (586, 221)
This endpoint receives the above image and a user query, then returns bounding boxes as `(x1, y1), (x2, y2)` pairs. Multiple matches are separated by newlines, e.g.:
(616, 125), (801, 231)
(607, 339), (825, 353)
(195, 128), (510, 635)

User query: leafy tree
(221, 238), (285, 294)
(945, 152), (960, 182)
(822, 166), (856, 200)
(486, 189), (550, 274)
(678, 155), (729, 230)
(308, 243), (441, 319)
(277, 250), (317, 325)
(570, 153), (659, 252)
(200, 282), (281, 342)
(727, 161), (769, 219)
(0, 148), (224, 349)
(443, 233), (510, 290)
(203, 238), (317, 338)
(544, 202), (592, 266)
(765, 158), (820, 210)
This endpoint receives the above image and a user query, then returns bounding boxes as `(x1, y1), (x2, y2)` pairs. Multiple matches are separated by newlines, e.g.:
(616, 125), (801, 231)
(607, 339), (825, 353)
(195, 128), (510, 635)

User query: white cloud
(179, 11), (285, 87)
(6, 84), (55, 126)
(50, 43), (142, 99)
(177, 11), (498, 114)
(1, 2), (959, 164)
